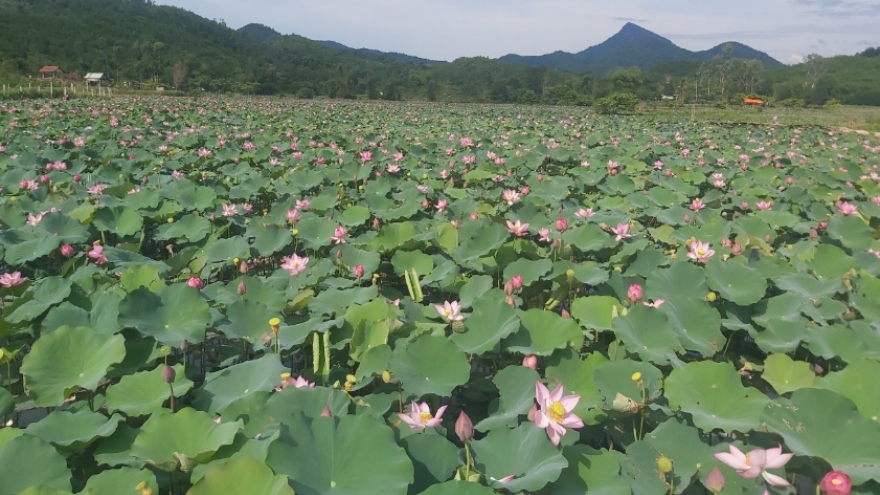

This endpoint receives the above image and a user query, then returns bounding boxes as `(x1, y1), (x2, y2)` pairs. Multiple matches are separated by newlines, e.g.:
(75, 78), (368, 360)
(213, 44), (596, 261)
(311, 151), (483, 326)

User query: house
(744, 98), (764, 106)
(38, 66), (63, 80)
(84, 72), (107, 85)
(660, 94), (675, 101)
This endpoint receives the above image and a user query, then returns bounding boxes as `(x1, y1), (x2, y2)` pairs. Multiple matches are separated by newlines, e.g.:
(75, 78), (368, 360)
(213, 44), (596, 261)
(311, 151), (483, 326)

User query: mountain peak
(609, 22), (667, 44)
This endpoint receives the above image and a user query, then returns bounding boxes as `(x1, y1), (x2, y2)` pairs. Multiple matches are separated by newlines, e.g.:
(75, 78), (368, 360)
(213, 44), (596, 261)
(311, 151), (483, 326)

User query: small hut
(84, 73), (107, 85)
(38, 66), (63, 80)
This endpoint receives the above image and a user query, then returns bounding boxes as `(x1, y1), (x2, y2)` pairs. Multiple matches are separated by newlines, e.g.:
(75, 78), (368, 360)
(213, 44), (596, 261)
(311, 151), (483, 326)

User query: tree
(172, 61), (187, 89)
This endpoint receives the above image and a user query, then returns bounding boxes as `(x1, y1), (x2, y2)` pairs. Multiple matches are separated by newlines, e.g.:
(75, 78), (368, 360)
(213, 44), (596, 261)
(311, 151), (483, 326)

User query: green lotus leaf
(807, 244), (857, 279)
(752, 318), (807, 354)
(826, 214), (872, 251)
(94, 424), (141, 468)
(248, 224), (292, 256)
(815, 359), (880, 422)
(550, 260), (611, 285)
(503, 309), (582, 356)
(761, 353), (815, 395)
(704, 258), (767, 305)
(266, 413), (413, 495)
(643, 419), (715, 493)
(20, 325), (126, 407)
(570, 296), (624, 332)
(216, 299), (274, 342)
(105, 364), (194, 416)
(159, 181), (216, 210)
(0, 388), (12, 417)
(390, 250), (434, 276)
(81, 467), (158, 495)
(548, 445), (630, 495)
(544, 350), (606, 421)
(119, 265), (165, 293)
(611, 305), (681, 365)
(401, 433), (460, 493)
(131, 407), (242, 472)
(192, 354), (288, 414)
(15, 487), (74, 495)
(0, 435), (71, 495)
(309, 286), (378, 317)
(453, 221), (507, 261)
(762, 388), (880, 484)
(2, 232), (60, 264)
(618, 441), (668, 495)
(389, 335), (469, 398)
(200, 236), (250, 264)
(451, 290), (520, 355)
(373, 221), (418, 250)
(503, 258), (552, 286)
(118, 284), (211, 346)
(102, 246), (172, 273)
(6, 277), (72, 324)
(852, 273), (880, 322)
(24, 410), (121, 450)
(562, 223), (614, 253)
(458, 275), (494, 308)
(187, 458), (294, 495)
(189, 430), (278, 483)
(266, 385), (351, 420)
(295, 216), (337, 250)
(775, 272), (842, 299)
(339, 245), (381, 277)
(154, 214), (212, 242)
(93, 205), (144, 236)
(806, 322), (880, 364)
(594, 359), (664, 407)
(645, 261), (707, 300)
(35, 212), (90, 244)
(471, 424), (568, 493)
(476, 365), (540, 431)
(415, 481), (497, 495)
(665, 361), (770, 433)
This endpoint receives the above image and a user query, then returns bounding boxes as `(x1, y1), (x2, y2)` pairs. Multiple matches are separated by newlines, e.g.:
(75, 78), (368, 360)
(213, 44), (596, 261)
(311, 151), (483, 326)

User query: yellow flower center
(445, 309), (452, 318)
(631, 372), (642, 381)
(548, 401), (566, 423)
(419, 412), (434, 422)
(832, 479), (842, 486)
(696, 248), (706, 256)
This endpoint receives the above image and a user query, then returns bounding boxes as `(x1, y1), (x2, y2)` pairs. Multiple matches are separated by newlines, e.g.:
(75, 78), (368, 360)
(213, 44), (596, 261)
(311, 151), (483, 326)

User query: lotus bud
(353, 264), (365, 278)
(320, 406), (332, 417)
(810, 228), (818, 239)
(821, 471), (852, 495)
(731, 243), (742, 256)
(505, 295), (515, 307)
(455, 411), (474, 442)
(180, 340), (188, 351)
(239, 261), (248, 274)
(40, 174), (49, 184)
(560, 308), (571, 319)
(186, 277), (203, 290)
(819, 220), (827, 230)
(627, 284), (643, 303)
(373, 218), (380, 229)
(706, 466), (725, 493)
(73, 174), (81, 182)
(60, 244), (75, 257)
(162, 365), (176, 384)
(522, 354), (538, 369)
(237, 280), (247, 295)
(555, 217), (568, 232)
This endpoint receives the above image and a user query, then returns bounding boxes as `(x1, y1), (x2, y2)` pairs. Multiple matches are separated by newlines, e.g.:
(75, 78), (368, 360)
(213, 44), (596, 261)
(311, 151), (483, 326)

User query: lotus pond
(1, 98), (879, 495)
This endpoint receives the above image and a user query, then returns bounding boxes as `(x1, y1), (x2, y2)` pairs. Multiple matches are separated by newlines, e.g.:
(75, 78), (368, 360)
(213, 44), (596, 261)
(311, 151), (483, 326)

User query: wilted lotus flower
(435, 300), (464, 322)
(186, 277), (203, 290)
(455, 411), (474, 442)
(687, 240), (715, 263)
(504, 275), (524, 295)
(88, 242), (107, 265)
(714, 444), (793, 487)
(820, 471), (852, 495)
(627, 283), (643, 302)
(277, 373), (315, 391)
(397, 401), (447, 432)
(533, 381), (584, 446)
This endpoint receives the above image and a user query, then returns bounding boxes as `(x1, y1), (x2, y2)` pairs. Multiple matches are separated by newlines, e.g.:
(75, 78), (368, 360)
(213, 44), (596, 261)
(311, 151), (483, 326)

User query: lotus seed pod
(381, 370), (392, 383)
(160, 345), (172, 357)
(656, 455), (673, 474)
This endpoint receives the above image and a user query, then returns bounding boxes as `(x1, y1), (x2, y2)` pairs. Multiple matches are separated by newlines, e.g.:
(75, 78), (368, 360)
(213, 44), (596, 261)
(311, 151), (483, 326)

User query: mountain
(313, 40), (442, 66)
(499, 23), (782, 75)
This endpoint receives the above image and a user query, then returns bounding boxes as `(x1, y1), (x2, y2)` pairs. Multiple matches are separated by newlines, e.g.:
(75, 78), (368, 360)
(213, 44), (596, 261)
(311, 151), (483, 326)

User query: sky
(155, 0), (880, 64)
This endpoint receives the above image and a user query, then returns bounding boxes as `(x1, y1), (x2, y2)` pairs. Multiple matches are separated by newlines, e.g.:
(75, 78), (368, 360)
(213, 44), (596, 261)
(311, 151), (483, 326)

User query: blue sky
(155, 0), (879, 64)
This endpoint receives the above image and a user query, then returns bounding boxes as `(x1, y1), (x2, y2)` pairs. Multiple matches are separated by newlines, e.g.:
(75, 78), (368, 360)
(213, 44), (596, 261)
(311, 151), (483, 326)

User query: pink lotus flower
(533, 381), (583, 446)
(435, 300), (464, 322)
(222, 204), (237, 217)
(820, 471), (852, 495)
(504, 275), (524, 295)
(281, 254), (309, 276)
(489, 474), (517, 484)
(436, 199), (447, 212)
(643, 299), (665, 308)
(627, 284), (643, 302)
(538, 227), (551, 243)
(387, 164), (400, 173)
(522, 354), (538, 369)
(398, 401), (447, 432)
(756, 200), (774, 211)
(87, 183), (108, 195)
(186, 277), (203, 290)
(277, 375), (315, 391)
(835, 200), (858, 216)
(611, 223), (632, 242)
(502, 189), (521, 206)
(506, 220), (529, 237)
(88, 243), (107, 265)
(690, 198), (706, 212)
(353, 264), (365, 278)
(687, 240), (715, 263)
(296, 199), (311, 210)
(330, 225), (348, 244)
(455, 411), (474, 442)
(60, 244), (75, 258)
(714, 445), (793, 487)
(286, 209), (301, 223)
(0, 271), (26, 288)
(555, 217), (568, 232)
(575, 207), (594, 219)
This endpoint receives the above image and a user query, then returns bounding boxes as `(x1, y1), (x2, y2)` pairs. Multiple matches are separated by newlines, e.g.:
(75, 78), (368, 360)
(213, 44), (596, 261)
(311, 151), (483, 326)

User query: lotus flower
(502, 189), (520, 205)
(398, 401), (447, 432)
(555, 217), (568, 232)
(222, 203), (237, 216)
(820, 471), (852, 495)
(611, 223), (632, 242)
(330, 225), (348, 244)
(538, 227), (551, 243)
(186, 277), (203, 290)
(455, 411), (474, 442)
(627, 284), (643, 302)
(277, 373), (315, 391)
(835, 200), (858, 216)
(714, 445), (793, 487)
(687, 240), (715, 263)
(756, 200), (774, 211)
(88, 243), (107, 265)
(522, 354), (538, 369)
(286, 209), (301, 223)
(506, 219), (529, 237)
(690, 198), (706, 211)
(435, 300), (464, 322)
(575, 207), (594, 219)
(281, 253), (309, 276)
(60, 244), (75, 258)
(533, 381), (584, 446)
(0, 271), (26, 288)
